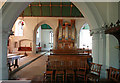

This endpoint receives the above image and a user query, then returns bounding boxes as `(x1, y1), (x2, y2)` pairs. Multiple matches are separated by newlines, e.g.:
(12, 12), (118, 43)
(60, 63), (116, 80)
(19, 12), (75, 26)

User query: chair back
(90, 63), (102, 76)
(109, 67), (120, 82)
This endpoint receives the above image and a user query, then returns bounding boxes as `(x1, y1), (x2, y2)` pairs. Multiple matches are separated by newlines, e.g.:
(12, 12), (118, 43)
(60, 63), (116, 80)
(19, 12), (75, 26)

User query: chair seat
(55, 71), (64, 82)
(46, 71), (53, 74)
(87, 73), (99, 79)
(44, 71), (53, 82)
(66, 70), (75, 81)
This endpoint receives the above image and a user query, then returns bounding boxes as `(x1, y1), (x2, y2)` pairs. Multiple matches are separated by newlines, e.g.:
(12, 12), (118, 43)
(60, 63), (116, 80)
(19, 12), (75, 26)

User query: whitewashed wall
(9, 17), (85, 53)
(41, 29), (53, 51)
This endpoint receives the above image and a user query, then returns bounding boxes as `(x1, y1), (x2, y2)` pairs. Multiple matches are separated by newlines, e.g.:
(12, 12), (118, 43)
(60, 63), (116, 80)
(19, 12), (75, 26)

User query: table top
(7, 55), (20, 60)
(8, 54), (24, 57)
(7, 54), (24, 62)
(8, 54), (17, 56)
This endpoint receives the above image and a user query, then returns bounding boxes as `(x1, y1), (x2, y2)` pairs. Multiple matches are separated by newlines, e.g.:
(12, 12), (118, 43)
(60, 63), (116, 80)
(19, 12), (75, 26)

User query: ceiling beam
(60, 2), (62, 17)
(70, 3), (73, 16)
(21, 11), (24, 17)
(50, 2), (52, 16)
(80, 12), (82, 17)
(29, 4), (32, 16)
(39, 2), (42, 16)
(19, 2), (83, 17)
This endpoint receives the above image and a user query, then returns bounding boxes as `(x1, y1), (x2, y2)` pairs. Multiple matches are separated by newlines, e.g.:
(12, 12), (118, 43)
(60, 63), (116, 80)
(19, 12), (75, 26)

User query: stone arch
(33, 21), (56, 53)
(73, 2), (104, 30)
(1, 2), (105, 80)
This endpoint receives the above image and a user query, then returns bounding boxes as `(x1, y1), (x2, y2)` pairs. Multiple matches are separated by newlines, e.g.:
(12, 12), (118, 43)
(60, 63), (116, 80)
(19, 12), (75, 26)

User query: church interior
(1, 1), (120, 83)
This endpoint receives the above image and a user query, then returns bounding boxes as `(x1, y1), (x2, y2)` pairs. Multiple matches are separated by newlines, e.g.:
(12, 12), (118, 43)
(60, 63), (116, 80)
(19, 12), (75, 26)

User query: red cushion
(18, 47), (32, 51)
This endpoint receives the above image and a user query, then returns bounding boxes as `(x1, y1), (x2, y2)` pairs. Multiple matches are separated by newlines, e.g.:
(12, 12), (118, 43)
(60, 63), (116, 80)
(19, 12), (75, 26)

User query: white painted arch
(33, 20), (57, 53)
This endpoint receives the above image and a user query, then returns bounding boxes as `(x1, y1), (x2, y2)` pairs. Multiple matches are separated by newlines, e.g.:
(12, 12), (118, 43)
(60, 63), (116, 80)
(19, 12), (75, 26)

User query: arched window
(79, 24), (92, 49)
(15, 19), (24, 36)
(49, 31), (53, 44)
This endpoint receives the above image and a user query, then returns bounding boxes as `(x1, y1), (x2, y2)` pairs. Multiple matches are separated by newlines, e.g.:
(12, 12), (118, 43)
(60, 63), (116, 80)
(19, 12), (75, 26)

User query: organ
(57, 19), (76, 49)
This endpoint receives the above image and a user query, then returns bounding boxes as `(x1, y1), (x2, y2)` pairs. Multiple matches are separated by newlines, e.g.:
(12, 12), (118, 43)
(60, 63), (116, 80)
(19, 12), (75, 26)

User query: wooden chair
(55, 61), (62, 71)
(76, 60), (87, 81)
(55, 71), (64, 82)
(47, 61), (56, 71)
(65, 61), (75, 82)
(86, 63), (102, 83)
(44, 71), (53, 82)
(66, 70), (75, 82)
(106, 67), (120, 83)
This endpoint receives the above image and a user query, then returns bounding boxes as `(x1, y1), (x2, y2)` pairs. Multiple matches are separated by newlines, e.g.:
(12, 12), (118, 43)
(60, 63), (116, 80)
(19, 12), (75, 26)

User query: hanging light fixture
(21, 16), (24, 26)
(21, 21), (24, 26)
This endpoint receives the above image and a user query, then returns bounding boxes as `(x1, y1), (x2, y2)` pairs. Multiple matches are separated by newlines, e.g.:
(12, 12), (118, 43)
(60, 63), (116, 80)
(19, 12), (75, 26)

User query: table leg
(14, 59), (19, 68)
(8, 62), (12, 71)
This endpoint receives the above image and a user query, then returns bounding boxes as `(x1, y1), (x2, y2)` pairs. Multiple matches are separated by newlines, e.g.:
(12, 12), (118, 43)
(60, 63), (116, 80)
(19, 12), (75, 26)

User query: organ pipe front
(57, 19), (76, 49)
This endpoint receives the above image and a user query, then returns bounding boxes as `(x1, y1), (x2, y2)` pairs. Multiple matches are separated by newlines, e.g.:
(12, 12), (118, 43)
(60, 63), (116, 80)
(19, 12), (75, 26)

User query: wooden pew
(47, 55), (92, 71)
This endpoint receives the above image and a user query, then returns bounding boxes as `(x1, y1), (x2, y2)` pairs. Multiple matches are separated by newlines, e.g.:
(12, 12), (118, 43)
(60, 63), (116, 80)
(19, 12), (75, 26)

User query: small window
(15, 19), (24, 36)
(49, 31), (53, 44)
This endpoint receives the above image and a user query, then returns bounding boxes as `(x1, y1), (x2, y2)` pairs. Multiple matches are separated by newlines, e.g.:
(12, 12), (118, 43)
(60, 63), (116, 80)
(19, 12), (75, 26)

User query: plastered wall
(9, 17), (85, 53)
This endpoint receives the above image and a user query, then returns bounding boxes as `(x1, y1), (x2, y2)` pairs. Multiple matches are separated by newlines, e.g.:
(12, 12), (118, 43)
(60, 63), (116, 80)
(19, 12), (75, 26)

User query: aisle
(12, 53), (48, 80)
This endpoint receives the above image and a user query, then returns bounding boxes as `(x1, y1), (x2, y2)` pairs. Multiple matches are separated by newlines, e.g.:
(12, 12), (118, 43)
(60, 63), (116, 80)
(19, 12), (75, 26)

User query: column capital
(90, 28), (105, 36)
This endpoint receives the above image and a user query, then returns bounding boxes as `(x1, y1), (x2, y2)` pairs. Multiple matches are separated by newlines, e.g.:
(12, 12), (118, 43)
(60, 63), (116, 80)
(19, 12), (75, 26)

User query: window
(79, 24), (92, 49)
(49, 31), (53, 44)
(15, 19), (24, 36)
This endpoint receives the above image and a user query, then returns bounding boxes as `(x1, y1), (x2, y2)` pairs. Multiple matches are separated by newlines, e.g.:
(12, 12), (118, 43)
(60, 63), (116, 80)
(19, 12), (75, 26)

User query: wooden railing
(50, 49), (92, 55)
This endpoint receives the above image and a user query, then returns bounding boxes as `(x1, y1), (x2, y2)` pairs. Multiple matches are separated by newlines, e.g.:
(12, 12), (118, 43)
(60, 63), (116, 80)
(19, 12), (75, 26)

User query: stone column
(98, 31), (106, 78)
(0, 30), (9, 80)
(32, 30), (36, 54)
(91, 28), (106, 78)
(53, 28), (57, 49)
(92, 30), (99, 63)
(76, 29), (80, 48)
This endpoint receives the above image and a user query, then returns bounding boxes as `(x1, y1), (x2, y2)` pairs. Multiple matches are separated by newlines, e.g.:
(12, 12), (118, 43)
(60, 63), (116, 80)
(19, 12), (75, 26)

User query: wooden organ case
(57, 19), (76, 49)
